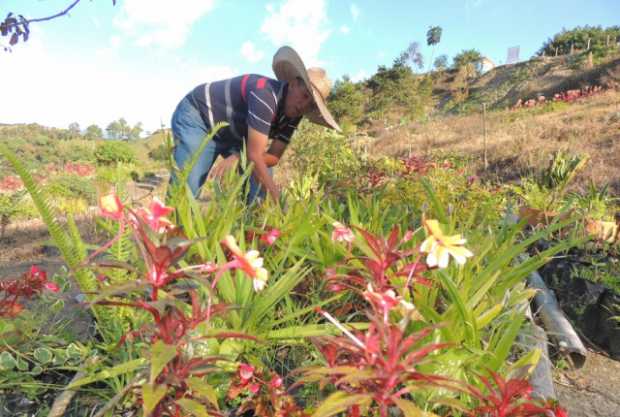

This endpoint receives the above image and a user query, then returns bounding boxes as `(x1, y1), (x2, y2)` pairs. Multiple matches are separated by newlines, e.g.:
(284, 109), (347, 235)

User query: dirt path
(556, 351), (620, 417)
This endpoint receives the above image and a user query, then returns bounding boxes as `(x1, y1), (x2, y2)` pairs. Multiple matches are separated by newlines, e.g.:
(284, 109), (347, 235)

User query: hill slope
(434, 53), (620, 112)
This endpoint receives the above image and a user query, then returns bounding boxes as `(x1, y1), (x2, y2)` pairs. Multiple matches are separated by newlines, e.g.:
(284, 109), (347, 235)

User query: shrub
(94, 141), (136, 165)
(147, 143), (169, 162)
(46, 174), (97, 204)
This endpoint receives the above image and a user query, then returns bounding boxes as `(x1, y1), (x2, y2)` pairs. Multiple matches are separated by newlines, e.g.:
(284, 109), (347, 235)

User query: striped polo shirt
(188, 74), (302, 149)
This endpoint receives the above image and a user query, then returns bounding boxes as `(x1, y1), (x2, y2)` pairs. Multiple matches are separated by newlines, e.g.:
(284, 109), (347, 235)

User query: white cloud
(260, 0), (331, 66)
(240, 41), (265, 63)
(114, 0), (215, 49)
(339, 25), (350, 34)
(0, 30), (236, 133)
(351, 69), (369, 82)
(350, 4), (360, 21)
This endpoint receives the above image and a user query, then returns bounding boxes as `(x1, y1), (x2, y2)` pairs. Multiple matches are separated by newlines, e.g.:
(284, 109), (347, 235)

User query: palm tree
(426, 26), (442, 72)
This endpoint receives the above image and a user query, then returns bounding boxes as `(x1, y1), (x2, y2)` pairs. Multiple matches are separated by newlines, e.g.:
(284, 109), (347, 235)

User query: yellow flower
(420, 220), (473, 269)
(222, 235), (269, 292)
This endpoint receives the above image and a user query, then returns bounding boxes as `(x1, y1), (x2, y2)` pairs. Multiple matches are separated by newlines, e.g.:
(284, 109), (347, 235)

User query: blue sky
(1, 0), (618, 133)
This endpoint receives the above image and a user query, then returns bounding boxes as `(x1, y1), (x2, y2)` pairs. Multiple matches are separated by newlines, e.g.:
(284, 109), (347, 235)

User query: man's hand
(209, 154), (240, 180)
(247, 127), (281, 202)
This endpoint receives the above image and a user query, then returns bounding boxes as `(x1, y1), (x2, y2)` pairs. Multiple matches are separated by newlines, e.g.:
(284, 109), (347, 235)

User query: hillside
(433, 53), (620, 112)
(353, 89), (620, 195)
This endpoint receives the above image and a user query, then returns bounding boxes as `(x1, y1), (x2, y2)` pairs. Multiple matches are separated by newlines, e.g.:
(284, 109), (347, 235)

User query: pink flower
(135, 197), (174, 233)
(43, 282), (60, 293)
(269, 375), (283, 389)
(363, 284), (399, 312)
(238, 363), (255, 384)
(260, 228), (281, 246)
(331, 222), (354, 243)
(99, 193), (124, 221)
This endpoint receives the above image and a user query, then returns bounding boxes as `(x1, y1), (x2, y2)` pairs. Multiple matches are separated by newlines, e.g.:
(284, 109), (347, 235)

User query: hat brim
(272, 46), (341, 132)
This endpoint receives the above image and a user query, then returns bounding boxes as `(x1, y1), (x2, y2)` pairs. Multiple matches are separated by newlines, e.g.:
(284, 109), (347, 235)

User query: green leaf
(0, 351), (17, 370)
(393, 398), (440, 417)
(142, 382), (167, 416)
(186, 377), (219, 410)
(16, 357), (29, 371)
(33, 347), (53, 364)
(177, 398), (210, 417)
(68, 358), (147, 389)
(150, 340), (177, 383)
(311, 391), (371, 417)
(475, 303), (503, 329)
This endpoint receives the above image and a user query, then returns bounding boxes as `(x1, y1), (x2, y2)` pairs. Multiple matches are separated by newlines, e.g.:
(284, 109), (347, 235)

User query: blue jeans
(170, 95), (270, 203)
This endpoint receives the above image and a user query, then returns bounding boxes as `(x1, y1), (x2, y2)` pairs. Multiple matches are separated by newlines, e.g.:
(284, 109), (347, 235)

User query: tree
(452, 49), (483, 77)
(68, 122), (81, 139)
(1, 1), (116, 51)
(84, 124), (103, 140)
(426, 26), (442, 71)
(117, 118), (131, 140)
(129, 122), (143, 140)
(106, 120), (121, 140)
(328, 75), (366, 127)
(536, 25), (620, 58)
(394, 42), (424, 72)
(433, 55), (449, 71)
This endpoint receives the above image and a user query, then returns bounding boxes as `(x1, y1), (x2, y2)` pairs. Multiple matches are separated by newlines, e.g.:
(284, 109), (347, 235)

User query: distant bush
(537, 25), (620, 57)
(148, 143), (169, 162)
(328, 76), (366, 127)
(95, 141), (136, 165)
(47, 174), (96, 203)
(366, 63), (434, 121)
(285, 121), (360, 185)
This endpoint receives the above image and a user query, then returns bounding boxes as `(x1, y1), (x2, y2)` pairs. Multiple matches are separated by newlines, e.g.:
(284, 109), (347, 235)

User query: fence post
(482, 103), (488, 170)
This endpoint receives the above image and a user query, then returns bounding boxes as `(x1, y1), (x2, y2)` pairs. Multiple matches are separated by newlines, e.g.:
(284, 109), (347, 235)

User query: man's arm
(265, 139), (288, 167)
(247, 127), (279, 200)
(209, 139), (286, 179)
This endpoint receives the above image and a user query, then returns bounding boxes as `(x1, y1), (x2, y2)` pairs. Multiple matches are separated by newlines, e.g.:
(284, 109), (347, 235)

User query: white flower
(420, 220), (473, 269)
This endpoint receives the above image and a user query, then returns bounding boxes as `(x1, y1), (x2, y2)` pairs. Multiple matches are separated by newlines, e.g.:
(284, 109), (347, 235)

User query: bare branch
(1, 0), (116, 50)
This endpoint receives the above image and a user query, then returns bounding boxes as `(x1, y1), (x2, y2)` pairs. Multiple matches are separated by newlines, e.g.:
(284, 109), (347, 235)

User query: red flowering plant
(297, 302), (456, 417)
(69, 192), (285, 417)
(325, 223), (432, 296)
(227, 363), (308, 417)
(466, 370), (568, 417)
(0, 266), (59, 318)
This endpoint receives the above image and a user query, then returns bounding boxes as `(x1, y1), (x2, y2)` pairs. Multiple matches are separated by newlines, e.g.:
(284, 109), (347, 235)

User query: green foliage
(537, 25), (620, 57)
(95, 141), (136, 165)
(106, 118), (143, 140)
(452, 48), (483, 74)
(0, 190), (27, 239)
(84, 124), (103, 140)
(328, 76), (366, 128)
(47, 174), (97, 203)
(147, 143), (169, 161)
(68, 122), (81, 139)
(570, 181), (618, 221)
(0, 143), (119, 341)
(512, 151), (588, 212)
(366, 63), (434, 120)
(433, 54), (448, 70)
(426, 25), (442, 46)
(285, 122), (361, 186)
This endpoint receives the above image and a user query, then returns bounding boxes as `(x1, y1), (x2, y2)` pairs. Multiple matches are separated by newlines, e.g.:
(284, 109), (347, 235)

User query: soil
(1, 223), (620, 417)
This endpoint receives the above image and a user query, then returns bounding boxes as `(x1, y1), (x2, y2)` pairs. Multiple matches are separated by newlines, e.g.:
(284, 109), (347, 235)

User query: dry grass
(369, 90), (620, 194)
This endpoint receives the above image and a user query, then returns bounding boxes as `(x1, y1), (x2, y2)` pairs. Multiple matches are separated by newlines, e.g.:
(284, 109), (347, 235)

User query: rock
(583, 289), (620, 359)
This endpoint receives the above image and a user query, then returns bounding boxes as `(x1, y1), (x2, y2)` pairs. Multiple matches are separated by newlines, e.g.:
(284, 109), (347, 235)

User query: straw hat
(272, 46), (341, 132)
